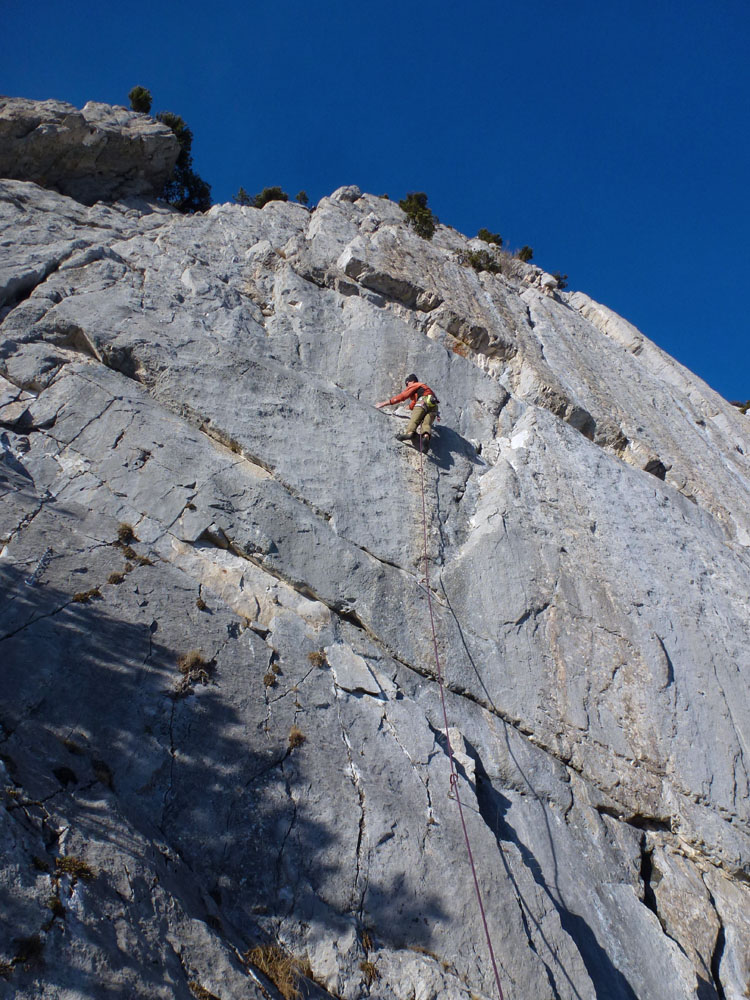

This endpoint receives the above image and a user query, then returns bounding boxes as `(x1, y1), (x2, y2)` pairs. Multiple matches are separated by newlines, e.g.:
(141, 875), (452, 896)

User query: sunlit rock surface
(0, 103), (748, 1000)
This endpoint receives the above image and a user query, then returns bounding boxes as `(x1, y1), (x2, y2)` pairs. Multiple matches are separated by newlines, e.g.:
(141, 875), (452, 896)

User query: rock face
(0, 97), (179, 204)
(1, 104), (749, 1000)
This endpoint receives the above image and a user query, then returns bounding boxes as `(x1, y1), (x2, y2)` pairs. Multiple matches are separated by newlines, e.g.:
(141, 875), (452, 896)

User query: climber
(376, 375), (440, 452)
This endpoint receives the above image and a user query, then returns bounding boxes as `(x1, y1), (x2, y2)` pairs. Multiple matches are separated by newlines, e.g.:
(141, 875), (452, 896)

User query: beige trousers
(405, 405), (436, 436)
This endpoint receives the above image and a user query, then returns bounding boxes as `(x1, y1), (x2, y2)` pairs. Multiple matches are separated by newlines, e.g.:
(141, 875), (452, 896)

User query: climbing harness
(416, 435), (505, 1000)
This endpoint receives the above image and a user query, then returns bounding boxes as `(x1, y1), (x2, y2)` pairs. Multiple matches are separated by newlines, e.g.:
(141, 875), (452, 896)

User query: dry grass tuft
(307, 650), (327, 668)
(263, 672), (277, 688)
(245, 944), (307, 1000)
(117, 523), (136, 544)
(188, 982), (221, 1000)
(72, 588), (101, 603)
(178, 650), (208, 675)
(108, 572), (125, 585)
(409, 944), (440, 961)
(56, 855), (96, 881)
(360, 959), (379, 986)
(92, 759), (113, 788)
(288, 725), (306, 750)
(174, 650), (213, 697)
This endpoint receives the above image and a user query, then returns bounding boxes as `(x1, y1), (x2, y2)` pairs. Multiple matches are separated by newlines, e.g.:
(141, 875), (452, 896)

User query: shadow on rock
(472, 753), (638, 1000)
(428, 424), (484, 472)
(438, 578), (639, 1000)
(0, 558), (450, 992)
(364, 872), (449, 953)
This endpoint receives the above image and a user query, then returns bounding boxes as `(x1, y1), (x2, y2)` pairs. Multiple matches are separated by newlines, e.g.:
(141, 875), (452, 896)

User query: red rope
(417, 434), (505, 1000)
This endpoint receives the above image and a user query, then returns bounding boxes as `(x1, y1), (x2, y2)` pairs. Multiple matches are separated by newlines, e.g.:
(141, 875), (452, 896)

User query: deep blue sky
(4, 1), (749, 401)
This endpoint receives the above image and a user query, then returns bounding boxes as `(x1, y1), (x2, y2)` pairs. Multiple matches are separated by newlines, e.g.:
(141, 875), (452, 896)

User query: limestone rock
(0, 97), (179, 204)
(0, 102), (748, 1000)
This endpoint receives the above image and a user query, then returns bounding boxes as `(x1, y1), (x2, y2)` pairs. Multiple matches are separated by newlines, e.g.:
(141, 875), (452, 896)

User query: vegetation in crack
(244, 942), (312, 1000)
(458, 247), (502, 275)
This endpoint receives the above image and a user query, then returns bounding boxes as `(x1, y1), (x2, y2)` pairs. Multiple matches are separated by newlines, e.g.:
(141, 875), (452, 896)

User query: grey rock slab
(327, 642), (386, 696)
(0, 785), (267, 999)
(440, 407), (750, 869)
(0, 118), (749, 999)
(648, 846), (720, 988)
(522, 287), (750, 547)
(703, 868), (750, 1000)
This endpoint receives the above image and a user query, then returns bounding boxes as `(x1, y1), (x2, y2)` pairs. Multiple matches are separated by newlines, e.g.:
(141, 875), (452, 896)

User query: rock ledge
(0, 96), (179, 204)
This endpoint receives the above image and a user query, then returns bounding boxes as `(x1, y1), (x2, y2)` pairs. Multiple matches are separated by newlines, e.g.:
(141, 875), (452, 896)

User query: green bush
(477, 227), (502, 247)
(253, 186), (289, 208)
(398, 192), (438, 240)
(234, 187), (252, 206)
(552, 271), (568, 289)
(296, 190), (309, 206)
(459, 248), (501, 274)
(128, 86), (152, 114)
(517, 245), (534, 262)
(157, 111), (212, 214)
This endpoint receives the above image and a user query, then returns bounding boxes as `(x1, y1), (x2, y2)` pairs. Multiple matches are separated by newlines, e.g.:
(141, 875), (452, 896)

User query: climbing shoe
(421, 434), (431, 453)
(395, 431), (413, 441)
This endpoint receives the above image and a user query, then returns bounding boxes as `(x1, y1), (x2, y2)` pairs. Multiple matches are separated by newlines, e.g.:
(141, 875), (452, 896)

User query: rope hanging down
(417, 436), (505, 1000)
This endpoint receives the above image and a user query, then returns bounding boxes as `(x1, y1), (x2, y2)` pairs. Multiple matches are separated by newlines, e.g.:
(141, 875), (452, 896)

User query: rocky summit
(0, 99), (748, 1000)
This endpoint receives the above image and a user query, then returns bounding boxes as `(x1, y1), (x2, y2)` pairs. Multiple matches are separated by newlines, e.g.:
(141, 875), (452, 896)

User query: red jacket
(387, 383), (437, 409)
